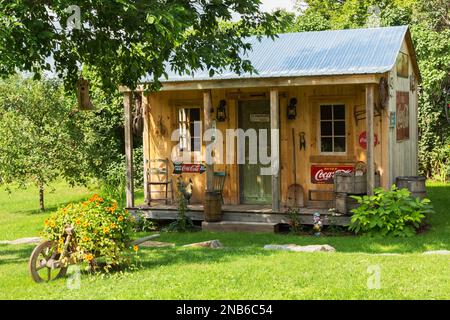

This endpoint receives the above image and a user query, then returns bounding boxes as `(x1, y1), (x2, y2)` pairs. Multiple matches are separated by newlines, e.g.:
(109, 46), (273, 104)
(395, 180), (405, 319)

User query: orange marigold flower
(75, 219), (82, 225)
(103, 227), (110, 234)
(57, 247), (63, 254)
(118, 216), (124, 221)
(82, 222), (89, 228)
(133, 245), (139, 252)
(110, 223), (116, 229)
(50, 221), (56, 228)
(82, 236), (90, 242)
(44, 219), (49, 226)
(85, 254), (94, 262)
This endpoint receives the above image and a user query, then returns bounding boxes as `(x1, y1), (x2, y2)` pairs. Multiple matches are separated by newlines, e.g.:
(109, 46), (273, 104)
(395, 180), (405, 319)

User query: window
(178, 107), (201, 152)
(320, 104), (346, 153)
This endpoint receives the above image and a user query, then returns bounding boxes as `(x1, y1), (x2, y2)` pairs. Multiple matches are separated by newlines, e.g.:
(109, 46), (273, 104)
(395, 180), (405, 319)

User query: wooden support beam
(142, 94), (150, 205)
(366, 84), (375, 196)
(270, 89), (281, 211)
(203, 90), (214, 192)
(124, 92), (134, 208)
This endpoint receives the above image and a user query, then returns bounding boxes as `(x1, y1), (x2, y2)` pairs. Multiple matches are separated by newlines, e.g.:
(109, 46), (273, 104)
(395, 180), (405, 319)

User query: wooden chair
(213, 171), (227, 204)
(147, 158), (173, 205)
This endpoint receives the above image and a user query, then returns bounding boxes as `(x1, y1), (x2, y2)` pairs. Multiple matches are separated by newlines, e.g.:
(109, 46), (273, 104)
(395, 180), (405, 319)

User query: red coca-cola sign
(173, 163), (206, 174)
(311, 165), (354, 184)
(359, 131), (379, 150)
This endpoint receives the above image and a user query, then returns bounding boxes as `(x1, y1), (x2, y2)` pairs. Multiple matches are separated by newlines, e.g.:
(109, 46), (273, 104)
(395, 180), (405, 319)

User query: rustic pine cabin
(121, 25), (420, 231)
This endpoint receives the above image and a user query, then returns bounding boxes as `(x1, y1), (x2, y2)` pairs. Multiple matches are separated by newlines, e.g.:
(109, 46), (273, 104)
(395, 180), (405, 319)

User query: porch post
(203, 90), (214, 192)
(124, 91), (135, 207)
(270, 89), (281, 212)
(142, 93), (150, 205)
(366, 84), (375, 196)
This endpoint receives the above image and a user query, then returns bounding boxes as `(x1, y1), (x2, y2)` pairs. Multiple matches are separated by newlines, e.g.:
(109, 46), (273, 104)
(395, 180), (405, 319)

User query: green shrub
(349, 185), (434, 237)
(43, 194), (137, 271)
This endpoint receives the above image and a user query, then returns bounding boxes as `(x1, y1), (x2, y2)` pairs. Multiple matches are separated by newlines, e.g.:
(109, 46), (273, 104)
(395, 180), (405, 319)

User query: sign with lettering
(311, 165), (354, 184)
(250, 114), (270, 123)
(396, 91), (410, 141)
(358, 131), (379, 150)
(173, 163), (206, 174)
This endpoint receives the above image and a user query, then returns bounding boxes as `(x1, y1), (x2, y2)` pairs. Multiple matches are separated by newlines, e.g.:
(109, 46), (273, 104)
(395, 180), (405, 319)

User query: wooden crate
(334, 174), (380, 194)
(335, 192), (361, 214)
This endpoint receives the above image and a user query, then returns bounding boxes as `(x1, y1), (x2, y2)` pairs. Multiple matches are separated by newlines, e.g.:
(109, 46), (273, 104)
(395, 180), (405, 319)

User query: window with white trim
(178, 107), (201, 152)
(320, 104), (346, 153)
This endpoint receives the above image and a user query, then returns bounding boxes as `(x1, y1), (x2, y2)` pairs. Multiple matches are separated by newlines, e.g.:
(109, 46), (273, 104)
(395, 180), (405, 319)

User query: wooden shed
(121, 25), (420, 228)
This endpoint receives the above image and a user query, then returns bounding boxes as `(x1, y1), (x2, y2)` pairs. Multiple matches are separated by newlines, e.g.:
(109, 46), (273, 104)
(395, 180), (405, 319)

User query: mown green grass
(0, 182), (449, 299)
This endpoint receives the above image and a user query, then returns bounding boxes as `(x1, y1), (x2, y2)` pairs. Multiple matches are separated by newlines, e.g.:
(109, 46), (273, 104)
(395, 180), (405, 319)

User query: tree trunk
(39, 183), (45, 212)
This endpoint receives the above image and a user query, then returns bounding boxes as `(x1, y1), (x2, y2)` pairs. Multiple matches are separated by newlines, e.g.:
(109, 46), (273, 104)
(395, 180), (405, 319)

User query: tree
(0, 76), (92, 211)
(0, 1), (282, 92)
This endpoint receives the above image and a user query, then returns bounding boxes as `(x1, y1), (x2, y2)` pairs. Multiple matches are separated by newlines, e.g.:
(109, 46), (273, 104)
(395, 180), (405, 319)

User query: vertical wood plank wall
(142, 75), (416, 205)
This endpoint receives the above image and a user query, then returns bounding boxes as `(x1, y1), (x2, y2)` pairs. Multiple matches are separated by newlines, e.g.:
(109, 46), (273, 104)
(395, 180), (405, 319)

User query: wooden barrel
(204, 191), (222, 222)
(395, 176), (427, 199)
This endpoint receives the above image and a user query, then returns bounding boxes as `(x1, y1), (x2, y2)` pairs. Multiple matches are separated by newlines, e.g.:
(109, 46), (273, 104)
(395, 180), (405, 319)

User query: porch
(131, 203), (351, 226)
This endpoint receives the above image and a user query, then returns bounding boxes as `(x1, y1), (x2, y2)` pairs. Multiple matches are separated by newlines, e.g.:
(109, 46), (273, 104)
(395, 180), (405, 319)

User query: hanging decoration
(379, 77), (389, 109)
(216, 100), (227, 122)
(299, 132), (306, 150)
(287, 97), (297, 120)
(76, 77), (93, 110)
(132, 93), (144, 136)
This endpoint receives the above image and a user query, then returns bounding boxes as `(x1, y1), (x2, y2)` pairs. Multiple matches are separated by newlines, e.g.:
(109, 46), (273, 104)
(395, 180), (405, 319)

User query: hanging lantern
(287, 97), (297, 120)
(216, 99), (227, 122)
(76, 77), (93, 110)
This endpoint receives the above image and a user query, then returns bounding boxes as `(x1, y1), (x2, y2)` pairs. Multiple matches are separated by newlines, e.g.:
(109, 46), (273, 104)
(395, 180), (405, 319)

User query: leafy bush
(349, 186), (434, 237)
(286, 207), (304, 234)
(43, 194), (136, 271)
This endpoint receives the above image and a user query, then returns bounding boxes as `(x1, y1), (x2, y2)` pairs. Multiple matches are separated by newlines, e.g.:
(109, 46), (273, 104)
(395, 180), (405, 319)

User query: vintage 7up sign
(173, 163), (206, 175)
(311, 165), (354, 184)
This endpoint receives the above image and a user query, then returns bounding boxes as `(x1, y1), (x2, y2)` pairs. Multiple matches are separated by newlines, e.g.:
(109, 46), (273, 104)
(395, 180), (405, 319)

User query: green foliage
(165, 177), (195, 232)
(0, 75), (89, 209)
(42, 194), (136, 271)
(349, 185), (434, 237)
(0, 1), (283, 93)
(287, 207), (304, 234)
(133, 211), (157, 233)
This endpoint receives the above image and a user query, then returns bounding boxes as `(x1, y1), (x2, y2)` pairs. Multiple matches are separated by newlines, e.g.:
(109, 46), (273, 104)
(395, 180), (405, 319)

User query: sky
(260, 0), (297, 12)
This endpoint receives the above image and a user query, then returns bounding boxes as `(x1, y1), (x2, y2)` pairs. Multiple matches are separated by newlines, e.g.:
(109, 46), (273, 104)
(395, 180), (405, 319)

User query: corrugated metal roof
(145, 25), (409, 83)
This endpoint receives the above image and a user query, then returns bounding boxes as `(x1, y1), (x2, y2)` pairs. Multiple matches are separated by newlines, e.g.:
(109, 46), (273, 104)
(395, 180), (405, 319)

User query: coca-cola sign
(173, 163), (206, 174)
(311, 165), (354, 184)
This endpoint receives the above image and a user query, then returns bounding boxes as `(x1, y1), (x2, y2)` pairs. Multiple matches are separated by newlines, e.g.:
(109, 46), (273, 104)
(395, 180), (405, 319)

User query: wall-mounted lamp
(287, 97), (297, 120)
(216, 99), (227, 122)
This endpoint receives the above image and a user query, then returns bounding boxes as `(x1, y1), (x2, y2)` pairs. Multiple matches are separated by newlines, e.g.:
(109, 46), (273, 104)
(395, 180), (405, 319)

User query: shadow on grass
(0, 245), (33, 265)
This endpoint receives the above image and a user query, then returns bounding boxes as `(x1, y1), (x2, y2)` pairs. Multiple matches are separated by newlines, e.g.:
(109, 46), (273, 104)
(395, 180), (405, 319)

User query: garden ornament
(313, 212), (322, 236)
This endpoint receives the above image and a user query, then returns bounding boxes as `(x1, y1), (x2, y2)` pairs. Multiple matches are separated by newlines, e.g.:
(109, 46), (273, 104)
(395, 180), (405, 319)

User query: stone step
(202, 221), (278, 233)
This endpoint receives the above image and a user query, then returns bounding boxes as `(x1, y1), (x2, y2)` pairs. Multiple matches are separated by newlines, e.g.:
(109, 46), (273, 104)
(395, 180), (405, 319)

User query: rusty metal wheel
(29, 241), (68, 283)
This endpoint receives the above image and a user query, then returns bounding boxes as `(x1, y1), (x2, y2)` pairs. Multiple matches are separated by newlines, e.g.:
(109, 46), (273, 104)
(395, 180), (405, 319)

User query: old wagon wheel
(29, 241), (68, 283)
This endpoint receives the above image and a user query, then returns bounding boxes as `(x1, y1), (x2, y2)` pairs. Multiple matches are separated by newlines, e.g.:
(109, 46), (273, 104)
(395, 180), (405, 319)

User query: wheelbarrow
(28, 225), (160, 283)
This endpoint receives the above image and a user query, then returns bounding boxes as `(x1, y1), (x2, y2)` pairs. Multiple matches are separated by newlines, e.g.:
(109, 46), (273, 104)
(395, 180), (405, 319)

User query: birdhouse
(76, 77), (93, 110)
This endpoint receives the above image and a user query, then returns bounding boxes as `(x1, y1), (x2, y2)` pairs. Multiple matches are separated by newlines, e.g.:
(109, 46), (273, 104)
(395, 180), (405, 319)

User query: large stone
(422, 250), (450, 255)
(139, 241), (175, 248)
(183, 240), (223, 248)
(264, 244), (336, 253)
(0, 237), (42, 245)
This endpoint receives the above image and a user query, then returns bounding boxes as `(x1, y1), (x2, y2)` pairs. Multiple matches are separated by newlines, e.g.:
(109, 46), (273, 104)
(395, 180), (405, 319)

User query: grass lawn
(0, 182), (448, 299)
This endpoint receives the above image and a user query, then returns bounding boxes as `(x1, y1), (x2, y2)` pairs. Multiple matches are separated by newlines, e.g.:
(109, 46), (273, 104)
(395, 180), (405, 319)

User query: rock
(422, 250), (450, 255)
(264, 244), (336, 253)
(183, 240), (223, 248)
(0, 237), (42, 245)
(139, 241), (175, 248)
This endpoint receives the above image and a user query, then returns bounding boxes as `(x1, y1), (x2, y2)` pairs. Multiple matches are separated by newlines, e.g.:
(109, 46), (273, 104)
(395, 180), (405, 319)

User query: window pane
(333, 105), (345, 120)
(321, 137), (333, 152)
(334, 137), (346, 152)
(320, 121), (332, 136)
(192, 137), (201, 152)
(334, 121), (346, 135)
(189, 108), (200, 121)
(320, 105), (332, 120)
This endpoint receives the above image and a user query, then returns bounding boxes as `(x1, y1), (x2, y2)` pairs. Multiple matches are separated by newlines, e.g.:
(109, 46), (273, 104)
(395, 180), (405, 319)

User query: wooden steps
(202, 221), (278, 233)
